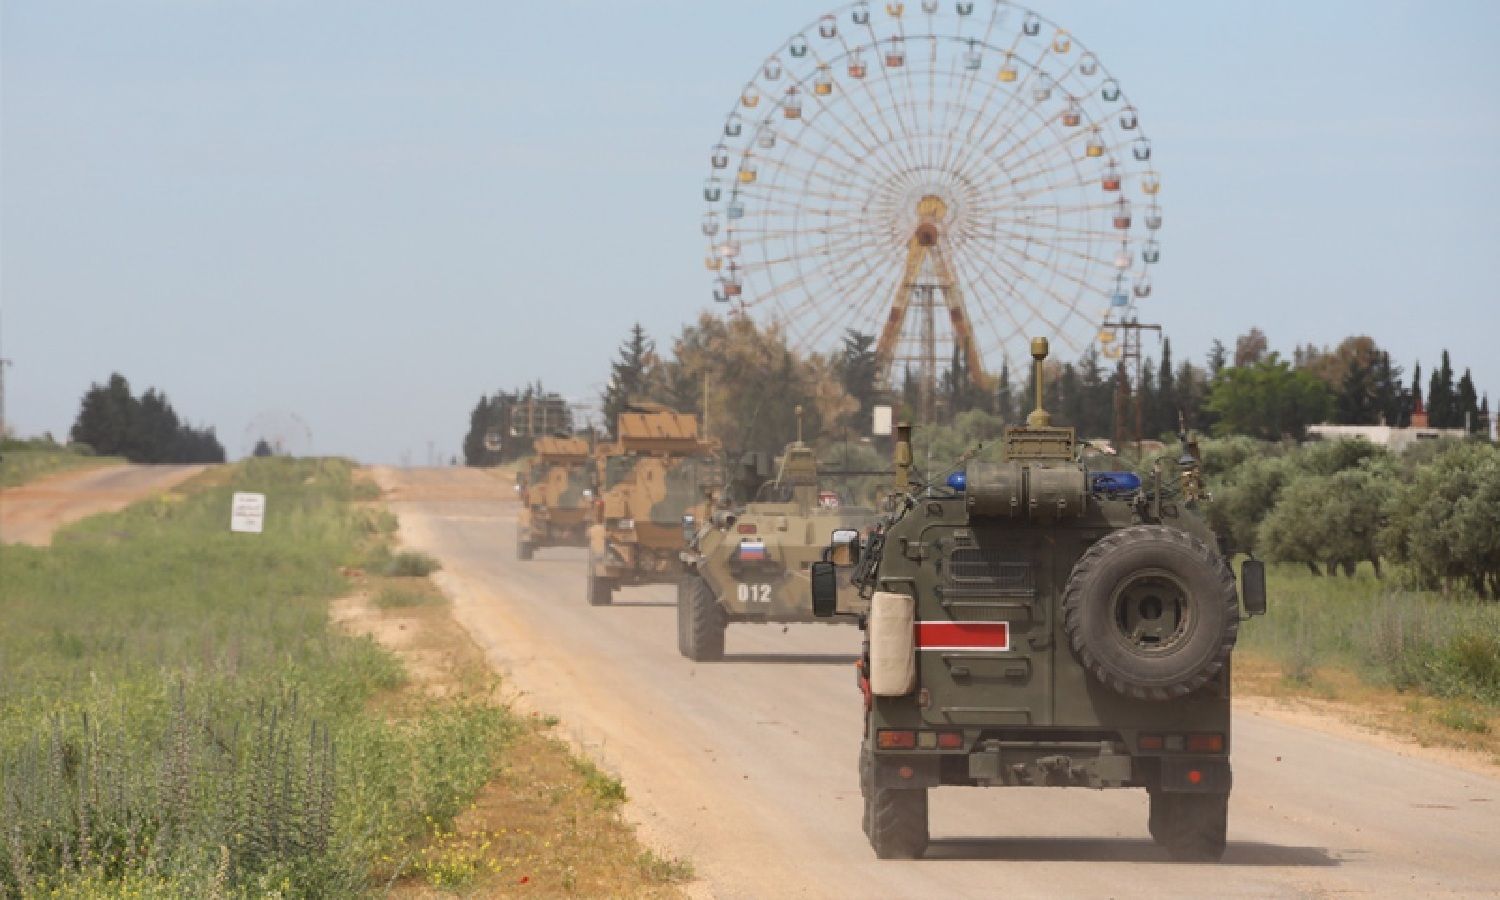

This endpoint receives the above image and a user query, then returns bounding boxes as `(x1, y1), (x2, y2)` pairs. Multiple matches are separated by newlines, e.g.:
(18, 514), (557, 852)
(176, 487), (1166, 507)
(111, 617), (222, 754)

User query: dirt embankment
(0, 464), (207, 546)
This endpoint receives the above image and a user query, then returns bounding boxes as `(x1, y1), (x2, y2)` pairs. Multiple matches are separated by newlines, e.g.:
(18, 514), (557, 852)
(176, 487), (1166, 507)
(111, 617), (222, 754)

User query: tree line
(70, 374), (226, 464)
(1195, 436), (1499, 599)
(581, 318), (1492, 454)
(461, 316), (1491, 472)
(462, 383), (575, 465)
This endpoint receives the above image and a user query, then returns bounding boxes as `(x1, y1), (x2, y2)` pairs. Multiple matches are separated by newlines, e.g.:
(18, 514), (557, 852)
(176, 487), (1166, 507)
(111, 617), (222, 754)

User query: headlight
(682, 514), (695, 526)
(617, 518), (635, 531)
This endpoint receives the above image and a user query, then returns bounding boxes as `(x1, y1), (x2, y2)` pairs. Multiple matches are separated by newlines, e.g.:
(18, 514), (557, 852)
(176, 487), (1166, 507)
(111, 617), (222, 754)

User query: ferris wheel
(700, 0), (1162, 406)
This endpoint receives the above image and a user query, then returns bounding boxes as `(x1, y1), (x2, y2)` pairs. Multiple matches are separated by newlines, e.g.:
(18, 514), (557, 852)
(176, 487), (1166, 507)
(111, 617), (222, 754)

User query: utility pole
(0, 358), (11, 438)
(1113, 319), (1162, 460)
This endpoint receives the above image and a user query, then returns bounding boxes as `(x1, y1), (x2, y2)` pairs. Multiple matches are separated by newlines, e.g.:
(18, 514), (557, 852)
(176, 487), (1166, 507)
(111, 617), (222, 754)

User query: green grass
(1239, 563), (1500, 709)
(372, 583), (443, 609)
(0, 438), (121, 488)
(0, 457), (516, 897)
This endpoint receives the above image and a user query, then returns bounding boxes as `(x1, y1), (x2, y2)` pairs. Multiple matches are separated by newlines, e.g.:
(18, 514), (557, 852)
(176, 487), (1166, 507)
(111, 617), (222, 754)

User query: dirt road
(0, 464), (206, 545)
(377, 467), (1500, 899)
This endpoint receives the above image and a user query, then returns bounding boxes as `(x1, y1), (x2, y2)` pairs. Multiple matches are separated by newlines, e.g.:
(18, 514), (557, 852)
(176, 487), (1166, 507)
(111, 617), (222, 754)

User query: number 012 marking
(736, 583), (772, 604)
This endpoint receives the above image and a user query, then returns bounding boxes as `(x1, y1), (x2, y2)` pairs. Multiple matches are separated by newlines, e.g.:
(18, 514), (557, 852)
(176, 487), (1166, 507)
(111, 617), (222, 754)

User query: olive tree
(1381, 443), (1500, 598)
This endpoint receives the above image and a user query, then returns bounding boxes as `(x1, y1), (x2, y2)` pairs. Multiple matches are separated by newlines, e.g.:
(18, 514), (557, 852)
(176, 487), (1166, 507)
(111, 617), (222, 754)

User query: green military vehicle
(811, 338), (1266, 861)
(587, 404), (719, 606)
(516, 436), (593, 560)
(679, 428), (878, 662)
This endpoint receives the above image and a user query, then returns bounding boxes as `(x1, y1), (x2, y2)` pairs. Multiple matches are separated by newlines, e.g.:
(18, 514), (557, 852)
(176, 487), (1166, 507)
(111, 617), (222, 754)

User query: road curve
(376, 467), (1500, 899)
(0, 464), (207, 546)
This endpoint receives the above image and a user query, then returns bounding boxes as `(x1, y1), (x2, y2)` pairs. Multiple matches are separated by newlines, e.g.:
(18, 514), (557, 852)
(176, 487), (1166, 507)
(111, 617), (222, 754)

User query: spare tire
(1062, 525), (1238, 702)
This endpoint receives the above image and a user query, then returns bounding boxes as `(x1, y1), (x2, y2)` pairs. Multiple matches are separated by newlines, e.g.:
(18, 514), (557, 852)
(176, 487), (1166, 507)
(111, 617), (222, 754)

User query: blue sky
(3, 1), (1497, 462)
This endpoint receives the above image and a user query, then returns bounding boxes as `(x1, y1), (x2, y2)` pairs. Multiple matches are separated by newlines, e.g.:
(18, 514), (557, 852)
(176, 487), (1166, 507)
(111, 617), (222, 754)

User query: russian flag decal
(916, 621), (1010, 652)
(738, 538), (768, 561)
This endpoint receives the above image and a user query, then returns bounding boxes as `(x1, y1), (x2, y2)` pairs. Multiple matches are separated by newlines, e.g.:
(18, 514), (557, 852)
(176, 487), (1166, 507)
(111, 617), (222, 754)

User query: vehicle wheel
(680, 574), (725, 661)
(516, 534), (534, 561)
(1062, 525), (1239, 701)
(859, 738), (874, 839)
(866, 779), (929, 860)
(1149, 791), (1228, 862)
(587, 568), (614, 606)
(675, 578), (692, 656)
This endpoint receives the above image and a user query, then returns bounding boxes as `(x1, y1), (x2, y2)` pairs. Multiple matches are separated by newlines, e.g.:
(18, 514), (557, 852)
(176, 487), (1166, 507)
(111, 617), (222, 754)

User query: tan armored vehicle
(587, 404), (719, 606)
(678, 437), (877, 661)
(516, 436), (593, 560)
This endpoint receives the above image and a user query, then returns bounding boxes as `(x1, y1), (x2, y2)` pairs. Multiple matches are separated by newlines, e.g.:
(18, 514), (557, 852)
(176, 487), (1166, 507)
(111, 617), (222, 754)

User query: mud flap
(873, 754), (940, 790)
(1158, 757), (1232, 793)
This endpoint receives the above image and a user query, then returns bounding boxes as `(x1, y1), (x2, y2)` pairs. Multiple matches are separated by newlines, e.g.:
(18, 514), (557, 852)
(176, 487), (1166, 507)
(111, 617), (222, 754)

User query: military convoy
(515, 436), (594, 559)
(809, 338), (1266, 861)
(585, 404), (719, 606)
(508, 340), (1264, 863)
(678, 435), (877, 661)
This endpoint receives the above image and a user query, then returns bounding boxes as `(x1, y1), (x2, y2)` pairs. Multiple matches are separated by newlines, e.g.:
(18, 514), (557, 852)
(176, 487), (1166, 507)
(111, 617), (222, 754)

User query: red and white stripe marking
(915, 621), (1011, 652)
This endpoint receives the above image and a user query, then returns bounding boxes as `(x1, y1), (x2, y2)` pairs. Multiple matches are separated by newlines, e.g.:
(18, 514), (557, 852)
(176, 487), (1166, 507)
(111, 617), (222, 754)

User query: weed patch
(373, 581), (443, 609)
(570, 757), (628, 805)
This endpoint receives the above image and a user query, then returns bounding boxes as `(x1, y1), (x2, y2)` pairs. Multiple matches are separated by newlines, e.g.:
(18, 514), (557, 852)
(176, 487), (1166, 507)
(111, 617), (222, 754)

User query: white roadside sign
(230, 492), (266, 534)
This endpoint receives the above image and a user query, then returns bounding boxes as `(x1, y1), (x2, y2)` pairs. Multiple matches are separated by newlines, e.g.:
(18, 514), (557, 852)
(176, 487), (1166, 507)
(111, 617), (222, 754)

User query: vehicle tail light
(1186, 733), (1225, 753)
(737, 522), (757, 534)
(876, 729), (916, 750)
(1164, 734), (1185, 752)
(917, 731), (937, 749)
(1138, 734), (1164, 751)
(936, 731), (963, 749)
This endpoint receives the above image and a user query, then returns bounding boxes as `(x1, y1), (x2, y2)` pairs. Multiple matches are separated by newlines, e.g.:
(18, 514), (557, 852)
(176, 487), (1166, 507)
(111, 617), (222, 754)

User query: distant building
(1306, 423), (1467, 454)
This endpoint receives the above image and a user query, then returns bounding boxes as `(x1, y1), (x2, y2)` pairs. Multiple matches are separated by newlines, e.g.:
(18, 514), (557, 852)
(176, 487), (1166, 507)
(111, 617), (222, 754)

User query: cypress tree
(1457, 369), (1480, 433)
(1428, 351), (1455, 428)
(601, 324), (653, 438)
(995, 360), (1015, 424)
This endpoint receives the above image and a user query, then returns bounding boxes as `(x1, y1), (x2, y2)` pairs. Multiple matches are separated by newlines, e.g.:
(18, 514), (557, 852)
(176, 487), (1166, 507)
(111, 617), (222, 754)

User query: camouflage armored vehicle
(811, 338), (1267, 861)
(516, 436), (594, 560)
(678, 430), (878, 661)
(587, 404), (719, 606)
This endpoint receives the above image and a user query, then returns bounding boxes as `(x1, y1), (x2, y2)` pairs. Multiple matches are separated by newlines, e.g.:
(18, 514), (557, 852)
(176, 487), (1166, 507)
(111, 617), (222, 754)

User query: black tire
(859, 737), (873, 838)
(516, 534), (534, 561)
(680, 574), (725, 661)
(866, 774), (929, 860)
(1149, 791), (1228, 862)
(587, 567), (614, 606)
(1062, 525), (1238, 702)
(675, 578), (692, 657)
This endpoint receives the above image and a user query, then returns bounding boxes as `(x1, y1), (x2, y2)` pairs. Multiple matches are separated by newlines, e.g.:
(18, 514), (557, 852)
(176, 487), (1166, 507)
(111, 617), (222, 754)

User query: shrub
(386, 551), (441, 578)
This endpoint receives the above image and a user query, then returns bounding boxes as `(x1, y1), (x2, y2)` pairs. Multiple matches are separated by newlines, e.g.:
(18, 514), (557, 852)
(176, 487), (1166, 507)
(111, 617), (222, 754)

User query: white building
(1306, 423), (1469, 454)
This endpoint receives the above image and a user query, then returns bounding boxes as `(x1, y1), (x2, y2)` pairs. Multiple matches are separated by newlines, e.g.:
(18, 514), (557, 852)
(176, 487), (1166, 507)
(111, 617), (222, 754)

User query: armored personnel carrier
(811, 338), (1266, 861)
(515, 436), (593, 560)
(679, 427), (878, 662)
(587, 404), (719, 606)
